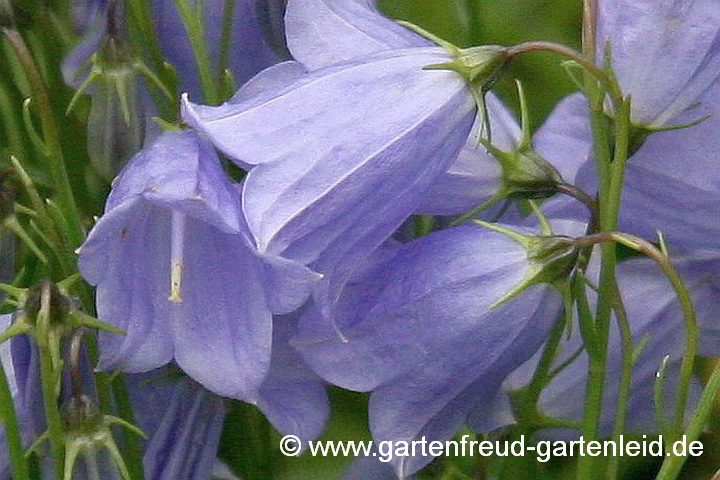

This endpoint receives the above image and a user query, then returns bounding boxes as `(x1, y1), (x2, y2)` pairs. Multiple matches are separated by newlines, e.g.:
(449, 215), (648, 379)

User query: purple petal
(184, 48), (474, 305)
(598, 0), (720, 125)
(616, 84), (720, 251)
(141, 378), (226, 480)
(78, 131), (318, 400)
(256, 315), (329, 443)
(285, 0), (430, 70)
(105, 130), (242, 233)
(295, 223), (562, 392)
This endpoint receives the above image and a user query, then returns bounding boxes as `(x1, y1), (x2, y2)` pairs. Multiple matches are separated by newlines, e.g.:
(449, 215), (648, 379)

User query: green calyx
(485, 142), (564, 200)
(54, 394), (146, 480)
(396, 20), (509, 139)
(0, 277), (124, 346)
(396, 20), (509, 89)
(474, 220), (579, 308)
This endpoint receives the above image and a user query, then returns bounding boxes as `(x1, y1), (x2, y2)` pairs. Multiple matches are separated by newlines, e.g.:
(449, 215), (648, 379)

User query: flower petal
(598, 0), (720, 125)
(285, 0), (429, 70)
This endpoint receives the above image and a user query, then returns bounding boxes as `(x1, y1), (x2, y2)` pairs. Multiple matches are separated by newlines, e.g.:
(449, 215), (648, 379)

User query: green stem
(606, 282), (633, 480)
(506, 41), (622, 109)
(654, 359), (720, 480)
(34, 281), (65, 480)
(576, 63), (630, 480)
(0, 357), (30, 480)
(576, 232), (697, 442)
(111, 374), (145, 480)
(2, 28), (85, 251)
(173, 0), (219, 105)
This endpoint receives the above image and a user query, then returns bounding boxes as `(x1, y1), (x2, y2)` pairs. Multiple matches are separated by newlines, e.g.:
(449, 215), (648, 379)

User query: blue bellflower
(76, 130), (318, 401)
(182, 0), (477, 312)
(294, 224), (569, 477)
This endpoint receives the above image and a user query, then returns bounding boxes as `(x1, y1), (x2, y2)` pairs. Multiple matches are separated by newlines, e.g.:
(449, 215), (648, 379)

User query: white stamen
(169, 211), (186, 302)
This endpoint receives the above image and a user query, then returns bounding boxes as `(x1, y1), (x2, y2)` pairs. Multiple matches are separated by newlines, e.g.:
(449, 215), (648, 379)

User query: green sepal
(0, 318), (32, 344)
(60, 394), (145, 480)
(473, 220), (579, 308)
(67, 310), (125, 336)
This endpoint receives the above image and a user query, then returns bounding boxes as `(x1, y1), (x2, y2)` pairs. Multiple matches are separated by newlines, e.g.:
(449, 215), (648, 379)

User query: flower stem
(654, 360), (720, 480)
(36, 284), (65, 480)
(173, 0), (220, 105)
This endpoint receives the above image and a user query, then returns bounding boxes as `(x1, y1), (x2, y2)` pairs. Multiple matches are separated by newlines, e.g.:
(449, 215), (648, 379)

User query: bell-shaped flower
(183, 48), (476, 308)
(76, 129), (318, 401)
(181, 0), (502, 308)
(503, 251), (720, 438)
(598, 0), (720, 127)
(293, 222), (584, 477)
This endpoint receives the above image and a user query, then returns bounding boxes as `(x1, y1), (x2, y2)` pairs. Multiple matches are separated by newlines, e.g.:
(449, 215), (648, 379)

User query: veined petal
(295, 224), (563, 476)
(106, 130), (242, 234)
(285, 0), (430, 70)
(182, 47), (471, 169)
(140, 378), (226, 480)
(295, 224), (562, 392)
(598, 0), (720, 125)
(184, 47), (475, 305)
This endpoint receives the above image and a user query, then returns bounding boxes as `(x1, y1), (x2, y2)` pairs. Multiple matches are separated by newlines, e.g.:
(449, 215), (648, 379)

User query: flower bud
(78, 36), (146, 181)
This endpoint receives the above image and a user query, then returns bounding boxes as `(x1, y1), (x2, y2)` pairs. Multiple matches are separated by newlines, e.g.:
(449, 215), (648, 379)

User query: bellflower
(183, 0), (480, 310)
(76, 130), (318, 400)
(598, 0), (720, 127)
(504, 252), (720, 437)
(294, 223), (579, 476)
